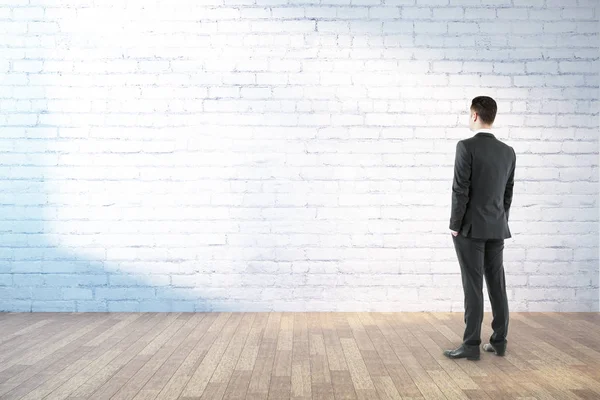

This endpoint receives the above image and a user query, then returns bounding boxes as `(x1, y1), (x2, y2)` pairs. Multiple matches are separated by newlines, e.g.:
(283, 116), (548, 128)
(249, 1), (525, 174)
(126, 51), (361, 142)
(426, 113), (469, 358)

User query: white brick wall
(0, 0), (598, 313)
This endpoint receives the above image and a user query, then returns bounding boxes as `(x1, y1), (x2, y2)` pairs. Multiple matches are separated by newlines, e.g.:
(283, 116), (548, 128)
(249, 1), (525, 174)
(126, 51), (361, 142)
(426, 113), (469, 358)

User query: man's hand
(451, 230), (459, 237)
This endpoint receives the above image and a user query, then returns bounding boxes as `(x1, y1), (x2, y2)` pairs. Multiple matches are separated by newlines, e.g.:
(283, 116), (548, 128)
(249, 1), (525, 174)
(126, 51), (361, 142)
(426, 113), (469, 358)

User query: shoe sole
(443, 352), (481, 361)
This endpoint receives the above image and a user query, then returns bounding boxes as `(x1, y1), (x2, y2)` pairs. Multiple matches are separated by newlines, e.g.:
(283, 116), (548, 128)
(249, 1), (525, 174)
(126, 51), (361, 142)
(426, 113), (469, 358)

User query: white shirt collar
(477, 128), (493, 134)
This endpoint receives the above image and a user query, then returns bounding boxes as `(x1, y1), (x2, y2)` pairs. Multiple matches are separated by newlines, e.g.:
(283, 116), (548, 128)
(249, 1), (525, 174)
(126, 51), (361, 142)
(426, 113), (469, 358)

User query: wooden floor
(1, 313), (600, 400)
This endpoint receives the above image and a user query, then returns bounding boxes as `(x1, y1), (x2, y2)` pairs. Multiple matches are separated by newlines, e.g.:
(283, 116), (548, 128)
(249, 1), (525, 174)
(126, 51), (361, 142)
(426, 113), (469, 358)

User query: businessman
(443, 96), (516, 361)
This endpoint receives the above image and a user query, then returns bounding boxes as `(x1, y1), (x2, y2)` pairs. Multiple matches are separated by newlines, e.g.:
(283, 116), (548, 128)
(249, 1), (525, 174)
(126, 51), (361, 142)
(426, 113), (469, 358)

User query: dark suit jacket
(449, 132), (516, 239)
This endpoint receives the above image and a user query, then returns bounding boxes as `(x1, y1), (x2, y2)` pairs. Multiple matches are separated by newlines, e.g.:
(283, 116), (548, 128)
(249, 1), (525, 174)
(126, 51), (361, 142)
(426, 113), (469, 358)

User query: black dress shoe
(443, 344), (480, 361)
(483, 342), (506, 356)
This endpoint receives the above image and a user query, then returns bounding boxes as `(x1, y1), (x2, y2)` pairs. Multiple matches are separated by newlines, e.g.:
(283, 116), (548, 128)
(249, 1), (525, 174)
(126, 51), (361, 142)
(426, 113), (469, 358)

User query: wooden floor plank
(0, 312), (597, 400)
(0, 314), (87, 369)
(339, 336), (377, 393)
(133, 313), (214, 399)
(109, 314), (204, 400)
(209, 314), (255, 382)
(306, 313), (334, 400)
(246, 312), (281, 400)
(269, 312), (293, 400)
(222, 313), (270, 400)
(330, 370), (358, 400)
(10, 314), (113, 370)
(157, 313), (232, 399)
(0, 313), (49, 340)
(200, 313), (256, 400)
(154, 312), (230, 400)
(322, 313), (349, 373)
(0, 318), (53, 346)
(351, 313), (402, 400)
(179, 313), (244, 398)
(46, 314), (150, 399)
(1, 316), (127, 400)
(365, 313), (425, 399)
(368, 313), (425, 399)
(0, 314), (117, 398)
(384, 313), (451, 400)
(291, 313), (311, 400)
(13, 317), (143, 400)
(57, 314), (171, 400)
(84, 314), (184, 400)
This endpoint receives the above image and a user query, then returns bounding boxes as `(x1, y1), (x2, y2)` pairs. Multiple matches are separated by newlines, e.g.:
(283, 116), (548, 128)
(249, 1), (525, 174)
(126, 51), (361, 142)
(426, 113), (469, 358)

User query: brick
(432, 7), (463, 19)
(107, 301), (141, 312)
(12, 7), (44, 20)
(76, 301), (108, 312)
(493, 62), (525, 74)
(12, 60), (43, 73)
(559, 61), (596, 74)
(95, 288), (156, 300)
(32, 301), (75, 312)
(414, 21), (447, 33)
(12, 274), (44, 286)
(511, 22), (544, 35)
(544, 22), (578, 33)
(497, 8), (527, 20)
(513, 0), (543, 5)
(31, 288), (62, 300)
(385, 0), (415, 4)
(514, 289), (576, 302)
(0, 300), (31, 312)
(448, 22), (478, 34)
(526, 61), (559, 74)
(401, 7), (431, 19)
(0, 0), (597, 313)
(62, 288), (93, 300)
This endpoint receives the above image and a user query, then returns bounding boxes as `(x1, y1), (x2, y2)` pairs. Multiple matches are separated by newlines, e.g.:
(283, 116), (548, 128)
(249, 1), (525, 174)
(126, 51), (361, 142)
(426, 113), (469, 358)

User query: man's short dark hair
(470, 96), (497, 125)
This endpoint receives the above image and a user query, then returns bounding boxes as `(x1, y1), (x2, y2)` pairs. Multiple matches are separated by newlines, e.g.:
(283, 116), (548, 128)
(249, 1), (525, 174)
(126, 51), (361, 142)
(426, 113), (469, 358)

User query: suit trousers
(452, 234), (509, 347)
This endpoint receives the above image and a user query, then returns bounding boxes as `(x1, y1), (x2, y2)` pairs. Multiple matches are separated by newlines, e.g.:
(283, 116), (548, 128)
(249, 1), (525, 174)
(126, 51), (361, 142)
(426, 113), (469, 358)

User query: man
(443, 96), (516, 361)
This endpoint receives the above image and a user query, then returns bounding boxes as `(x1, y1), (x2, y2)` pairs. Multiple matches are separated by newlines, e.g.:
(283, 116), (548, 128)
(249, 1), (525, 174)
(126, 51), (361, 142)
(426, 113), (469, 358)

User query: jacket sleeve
(504, 147), (516, 221)
(449, 140), (471, 231)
